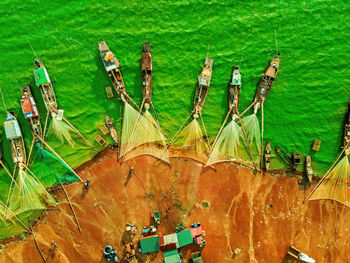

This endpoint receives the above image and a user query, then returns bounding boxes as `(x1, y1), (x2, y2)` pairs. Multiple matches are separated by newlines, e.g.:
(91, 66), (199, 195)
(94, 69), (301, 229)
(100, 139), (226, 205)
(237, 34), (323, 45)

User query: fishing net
(120, 103), (169, 162)
(170, 118), (209, 163)
(307, 155), (350, 207)
(206, 120), (246, 166)
(30, 143), (80, 187)
(49, 117), (75, 146)
(6, 167), (56, 218)
(241, 114), (261, 165)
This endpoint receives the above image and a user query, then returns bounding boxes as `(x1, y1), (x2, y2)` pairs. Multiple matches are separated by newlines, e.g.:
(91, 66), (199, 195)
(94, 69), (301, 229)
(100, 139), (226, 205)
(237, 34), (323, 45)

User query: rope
(0, 87), (7, 111)
(30, 223), (47, 263)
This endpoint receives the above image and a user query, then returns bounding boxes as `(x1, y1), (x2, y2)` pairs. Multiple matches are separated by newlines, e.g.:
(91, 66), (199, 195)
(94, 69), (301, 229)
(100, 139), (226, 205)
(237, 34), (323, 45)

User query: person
(84, 179), (90, 189)
(128, 166), (134, 177)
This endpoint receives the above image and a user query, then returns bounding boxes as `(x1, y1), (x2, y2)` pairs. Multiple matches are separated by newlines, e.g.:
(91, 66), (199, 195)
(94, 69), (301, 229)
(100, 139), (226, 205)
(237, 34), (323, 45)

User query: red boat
(21, 85), (42, 141)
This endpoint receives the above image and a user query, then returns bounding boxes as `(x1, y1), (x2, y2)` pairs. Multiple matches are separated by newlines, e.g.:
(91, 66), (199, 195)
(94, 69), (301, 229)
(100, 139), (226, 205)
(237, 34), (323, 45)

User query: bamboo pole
(59, 180), (82, 232)
(5, 163), (17, 215)
(199, 113), (211, 152)
(122, 99), (145, 159)
(30, 224), (47, 263)
(0, 161), (19, 188)
(208, 108), (232, 156)
(43, 110), (50, 139)
(37, 136), (83, 182)
(167, 111), (194, 149)
(118, 100), (122, 158)
(237, 111), (258, 172)
(304, 143), (350, 203)
(61, 116), (98, 152)
(23, 164), (57, 205)
(26, 137), (35, 167)
(260, 103), (264, 170)
(150, 101), (168, 140)
(239, 101), (257, 118)
(0, 200), (31, 232)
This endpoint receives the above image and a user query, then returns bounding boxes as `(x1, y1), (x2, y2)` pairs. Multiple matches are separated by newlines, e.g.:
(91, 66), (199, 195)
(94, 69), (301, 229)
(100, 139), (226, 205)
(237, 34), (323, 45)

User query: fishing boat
(193, 57), (214, 118)
(305, 155), (313, 183)
(228, 66), (241, 119)
(98, 41), (127, 101)
(20, 85), (42, 141)
(264, 141), (271, 170)
(275, 146), (294, 168)
(33, 59), (58, 113)
(4, 112), (26, 164)
(253, 53), (280, 113)
(105, 114), (118, 144)
(344, 104), (350, 153)
(142, 42), (152, 109)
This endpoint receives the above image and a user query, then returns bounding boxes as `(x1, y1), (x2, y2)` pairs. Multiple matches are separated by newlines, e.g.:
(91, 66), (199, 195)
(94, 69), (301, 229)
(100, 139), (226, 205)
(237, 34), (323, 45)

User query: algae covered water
(0, 0), (348, 212)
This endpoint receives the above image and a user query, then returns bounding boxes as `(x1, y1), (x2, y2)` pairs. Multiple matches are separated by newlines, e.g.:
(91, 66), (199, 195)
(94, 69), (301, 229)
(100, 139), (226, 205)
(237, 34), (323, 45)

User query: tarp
(4, 120), (22, 139)
(177, 229), (193, 247)
(164, 249), (181, 263)
(140, 235), (160, 253)
(21, 98), (35, 117)
(34, 68), (50, 86)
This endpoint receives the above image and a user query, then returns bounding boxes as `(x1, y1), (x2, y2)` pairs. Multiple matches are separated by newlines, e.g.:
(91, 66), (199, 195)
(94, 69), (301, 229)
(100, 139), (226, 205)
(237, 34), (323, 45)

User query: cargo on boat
(254, 53), (280, 113)
(4, 112), (26, 164)
(228, 66), (241, 119)
(193, 57), (214, 119)
(142, 42), (152, 109)
(98, 41), (128, 101)
(105, 114), (118, 144)
(20, 85), (42, 141)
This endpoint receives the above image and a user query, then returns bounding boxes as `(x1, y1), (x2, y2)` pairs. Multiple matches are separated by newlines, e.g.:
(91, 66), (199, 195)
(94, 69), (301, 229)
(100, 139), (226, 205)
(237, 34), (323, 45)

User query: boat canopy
(231, 70), (242, 85)
(34, 67), (51, 86)
(21, 97), (38, 118)
(199, 76), (208, 87)
(101, 52), (118, 72)
(4, 120), (22, 139)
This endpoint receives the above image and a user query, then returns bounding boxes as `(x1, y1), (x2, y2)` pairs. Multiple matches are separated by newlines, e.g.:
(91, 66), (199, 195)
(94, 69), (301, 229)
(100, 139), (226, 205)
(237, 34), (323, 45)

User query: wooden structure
(311, 139), (321, 151)
(105, 86), (114, 99)
(95, 134), (106, 146)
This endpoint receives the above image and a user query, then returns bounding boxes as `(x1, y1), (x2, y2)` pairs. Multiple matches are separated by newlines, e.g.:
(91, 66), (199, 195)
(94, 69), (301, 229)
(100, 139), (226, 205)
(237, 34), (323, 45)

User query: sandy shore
(0, 147), (349, 263)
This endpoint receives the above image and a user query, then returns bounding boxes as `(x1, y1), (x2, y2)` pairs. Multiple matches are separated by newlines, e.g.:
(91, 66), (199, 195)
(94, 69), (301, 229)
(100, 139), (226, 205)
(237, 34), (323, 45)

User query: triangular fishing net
(170, 118), (209, 163)
(7, 168), (56, 218)
(49, 117), (75, 146)
(30, 143), (80, 187)
(307, 155), (350, 207)
(120, 103), (168, 162)
(206, 120), (247, 166)
(241, 114), (261, 165)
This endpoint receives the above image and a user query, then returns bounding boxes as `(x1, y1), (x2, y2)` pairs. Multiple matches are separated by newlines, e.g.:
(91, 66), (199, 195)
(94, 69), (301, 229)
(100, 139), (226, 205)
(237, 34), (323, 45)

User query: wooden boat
(193, 57), (214, 118)
(4, 112), (26, 164)
(20, 85), (42, 141)
(305, 155), (313, 183)
(264, 141), (271, 170)
(275, 146), (294, 168)
(105, 114), (118, 144)
(228, 66), (241, 119)
(344, 104), (350, 152)
(33, 59), (58, 113)
(253, 53), (280, 113)
(142, 42), (152, 108)
(98, 41), (127, 101)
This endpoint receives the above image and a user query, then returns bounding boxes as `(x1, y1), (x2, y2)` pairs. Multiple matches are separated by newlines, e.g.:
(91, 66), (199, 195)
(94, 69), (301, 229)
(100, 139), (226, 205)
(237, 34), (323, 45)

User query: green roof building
(140, 235), (160, 253)
(164, 249), (181, 263)
(177, 229), (193, 247)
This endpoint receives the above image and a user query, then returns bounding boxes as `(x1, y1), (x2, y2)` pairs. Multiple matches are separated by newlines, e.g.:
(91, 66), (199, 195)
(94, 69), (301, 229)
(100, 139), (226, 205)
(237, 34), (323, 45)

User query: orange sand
(1, 147), (349, 263)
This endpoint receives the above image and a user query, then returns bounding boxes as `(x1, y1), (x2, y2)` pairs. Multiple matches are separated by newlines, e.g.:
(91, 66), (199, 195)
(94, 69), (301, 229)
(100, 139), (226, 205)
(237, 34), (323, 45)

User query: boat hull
(228, 67), (241, 116)
(105, 114), (118, 144)
(98, 41), (127, 101)
(193, 58), (214, 117)
(142, 42), (152, 105)
(21, 86), (42, 141)
(264, 141), (271, 170)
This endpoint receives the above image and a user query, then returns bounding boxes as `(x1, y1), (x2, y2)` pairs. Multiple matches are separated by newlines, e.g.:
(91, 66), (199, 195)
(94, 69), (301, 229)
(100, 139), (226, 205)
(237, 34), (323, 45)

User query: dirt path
(1, 148), (349, 262)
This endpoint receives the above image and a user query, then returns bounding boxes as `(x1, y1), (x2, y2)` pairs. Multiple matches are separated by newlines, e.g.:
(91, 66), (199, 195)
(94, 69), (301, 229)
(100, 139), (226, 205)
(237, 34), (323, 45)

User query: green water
(0, 0), (349, 240)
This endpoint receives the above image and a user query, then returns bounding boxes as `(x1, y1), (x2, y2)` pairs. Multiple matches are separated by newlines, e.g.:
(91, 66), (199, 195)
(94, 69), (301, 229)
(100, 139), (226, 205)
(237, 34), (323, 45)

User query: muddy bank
(1, 148), (349, 263)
